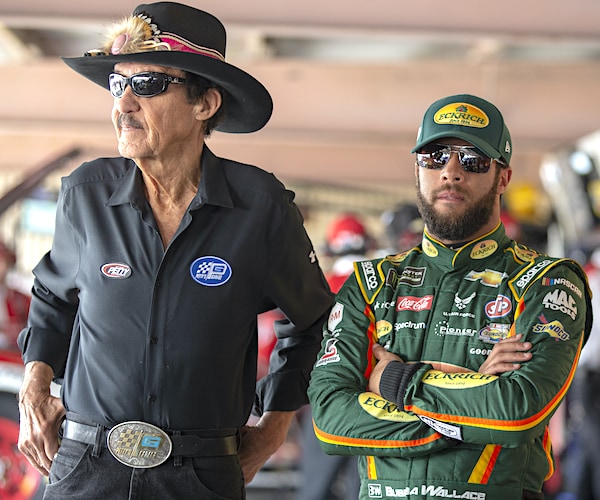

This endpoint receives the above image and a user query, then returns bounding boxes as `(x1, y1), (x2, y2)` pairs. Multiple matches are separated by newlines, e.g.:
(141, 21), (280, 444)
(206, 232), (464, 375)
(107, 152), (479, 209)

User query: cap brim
(62, 52), (273, 134)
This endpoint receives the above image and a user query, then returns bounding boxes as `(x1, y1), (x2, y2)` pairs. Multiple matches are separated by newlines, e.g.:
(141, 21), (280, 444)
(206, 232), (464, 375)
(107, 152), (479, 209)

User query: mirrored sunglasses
(416, 144), (505, 174)
(108, 72), (187, 98)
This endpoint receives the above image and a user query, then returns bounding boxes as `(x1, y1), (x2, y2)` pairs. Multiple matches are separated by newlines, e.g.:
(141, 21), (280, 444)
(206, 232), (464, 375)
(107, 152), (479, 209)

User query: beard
(416, 169), (501, 242)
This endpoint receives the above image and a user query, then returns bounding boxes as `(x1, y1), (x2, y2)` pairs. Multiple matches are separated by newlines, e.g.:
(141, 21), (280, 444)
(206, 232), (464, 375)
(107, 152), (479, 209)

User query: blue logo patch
(190, 256), (232, 287)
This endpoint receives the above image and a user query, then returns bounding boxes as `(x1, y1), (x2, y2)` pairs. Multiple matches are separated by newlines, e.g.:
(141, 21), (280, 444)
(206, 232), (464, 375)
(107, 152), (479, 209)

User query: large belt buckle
(107, 421), (172, 468)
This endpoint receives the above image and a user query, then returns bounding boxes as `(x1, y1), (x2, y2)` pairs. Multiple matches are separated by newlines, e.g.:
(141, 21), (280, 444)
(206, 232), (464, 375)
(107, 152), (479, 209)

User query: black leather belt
(62, 419), (239, 458)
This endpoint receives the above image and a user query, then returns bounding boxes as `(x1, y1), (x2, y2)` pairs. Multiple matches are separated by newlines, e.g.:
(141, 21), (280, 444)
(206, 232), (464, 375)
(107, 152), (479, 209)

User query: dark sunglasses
(416, 144), (505, 174)
(108, 72), (187, 98)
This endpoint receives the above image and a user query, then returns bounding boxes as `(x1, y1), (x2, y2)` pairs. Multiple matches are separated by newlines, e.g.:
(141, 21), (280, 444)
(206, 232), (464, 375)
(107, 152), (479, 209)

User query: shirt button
(150, 336), (158, 344)
(149, 394), (156, 404)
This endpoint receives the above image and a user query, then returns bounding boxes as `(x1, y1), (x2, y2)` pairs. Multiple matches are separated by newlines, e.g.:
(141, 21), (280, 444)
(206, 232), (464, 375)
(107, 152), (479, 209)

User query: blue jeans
(43, 438), (245, 499)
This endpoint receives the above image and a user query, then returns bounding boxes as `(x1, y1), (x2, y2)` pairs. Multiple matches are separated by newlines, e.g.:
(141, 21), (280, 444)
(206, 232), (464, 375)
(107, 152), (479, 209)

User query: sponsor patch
(454, 292), (476, 310)
(361, 261), (378, 291)
(101, 262), (132, 279)
(484, 295), (512, 318)
(542, 277), (583, 298)
(422, 371), (497, 388)
(190, 256), (232, 286)
(367, 484), (383, 498)
(478, 323), (511, 344)
(373, 300), (396, 311)
(470, 347), (493, 356)
(315, 338), (340, 366)
(328, 302), (344, 331)
(394, 320), (426, 332)
(514, 244), (538, 261)
(470, 240), (498, 260)
(376, 320), (393, 338)
(396, 295), (434, 312)
(542, 289), (577, 320)
(423, 239), (438, 257)
(434, 102), (489, 128)
(400, 266), (426, 287)
(436, 322), (478, 338)
(358, 392), (419, 422)
(515, 259), (553, 288)
(418, 415), (463, 441)
(386, 267), (427, 289)
(465, 269), (507, 287)
(533, 314), (569, 341)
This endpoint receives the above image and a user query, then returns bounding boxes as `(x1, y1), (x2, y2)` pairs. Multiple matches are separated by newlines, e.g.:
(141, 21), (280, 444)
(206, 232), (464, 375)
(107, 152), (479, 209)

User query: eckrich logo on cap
(434, 103), (489, 129)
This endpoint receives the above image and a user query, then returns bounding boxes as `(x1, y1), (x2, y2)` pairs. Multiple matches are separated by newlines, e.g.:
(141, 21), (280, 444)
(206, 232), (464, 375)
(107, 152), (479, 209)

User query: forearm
(19, 361), (55, 404)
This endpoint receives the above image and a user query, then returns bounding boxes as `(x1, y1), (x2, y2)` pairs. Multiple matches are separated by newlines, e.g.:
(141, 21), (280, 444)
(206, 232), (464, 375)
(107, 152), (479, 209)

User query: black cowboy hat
(62, 1), (273, 133)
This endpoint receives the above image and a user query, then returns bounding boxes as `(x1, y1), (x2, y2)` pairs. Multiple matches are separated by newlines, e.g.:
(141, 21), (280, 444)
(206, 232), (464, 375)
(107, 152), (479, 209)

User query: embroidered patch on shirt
(190, 256), (232, 287)
(101, 262), (132, 279)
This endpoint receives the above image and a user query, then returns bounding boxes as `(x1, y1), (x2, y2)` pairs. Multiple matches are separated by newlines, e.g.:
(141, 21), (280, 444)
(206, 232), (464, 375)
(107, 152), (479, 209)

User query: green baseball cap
(411, 94), (512, 165)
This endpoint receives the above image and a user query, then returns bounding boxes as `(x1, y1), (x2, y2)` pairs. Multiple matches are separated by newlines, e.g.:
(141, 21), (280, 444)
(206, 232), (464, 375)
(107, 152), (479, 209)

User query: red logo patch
(396, 295), (434, 312)
(101, 263), (132, 279)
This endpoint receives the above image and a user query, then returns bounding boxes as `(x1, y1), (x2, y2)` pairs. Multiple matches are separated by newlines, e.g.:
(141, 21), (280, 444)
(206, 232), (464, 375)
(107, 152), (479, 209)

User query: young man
(308, 94), (592, 500)
(16, 3), (333, 498)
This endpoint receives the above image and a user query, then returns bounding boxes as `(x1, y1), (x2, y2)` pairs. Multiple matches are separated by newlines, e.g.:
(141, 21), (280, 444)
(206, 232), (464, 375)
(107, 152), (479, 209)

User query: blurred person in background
(0, 240), (30, 351)
(555, 247), (600, 500)
(298, 213), (374, 500)
(380, 203), (423, 255)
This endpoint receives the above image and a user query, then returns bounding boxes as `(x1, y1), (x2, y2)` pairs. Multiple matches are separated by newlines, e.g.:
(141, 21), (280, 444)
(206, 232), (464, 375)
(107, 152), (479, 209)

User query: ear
(497, 166), (512, 195)
(194, 88), (222, 121)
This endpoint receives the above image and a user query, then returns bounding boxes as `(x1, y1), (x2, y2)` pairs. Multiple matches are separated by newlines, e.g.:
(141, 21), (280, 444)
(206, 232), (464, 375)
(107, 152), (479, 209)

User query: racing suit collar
(421, 223), (512, 268)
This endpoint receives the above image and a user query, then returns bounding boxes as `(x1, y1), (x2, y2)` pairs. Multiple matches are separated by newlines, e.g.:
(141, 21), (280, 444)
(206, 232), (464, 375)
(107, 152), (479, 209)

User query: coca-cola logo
(396, 295), (434, 312)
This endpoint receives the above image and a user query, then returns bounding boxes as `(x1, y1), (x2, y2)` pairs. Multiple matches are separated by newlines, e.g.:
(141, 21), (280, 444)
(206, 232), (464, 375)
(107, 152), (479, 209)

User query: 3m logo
(367, 483), (383, 498)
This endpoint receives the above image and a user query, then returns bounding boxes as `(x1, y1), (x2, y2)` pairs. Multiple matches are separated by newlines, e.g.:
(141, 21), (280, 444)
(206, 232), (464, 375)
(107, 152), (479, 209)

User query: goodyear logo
(422, 370), (497, 389)
(358, 392), (420, 422)
(434, 103), (489, 128)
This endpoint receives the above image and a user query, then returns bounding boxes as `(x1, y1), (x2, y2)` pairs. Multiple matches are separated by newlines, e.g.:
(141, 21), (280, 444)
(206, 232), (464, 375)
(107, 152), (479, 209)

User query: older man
(17, 3), (333, 498)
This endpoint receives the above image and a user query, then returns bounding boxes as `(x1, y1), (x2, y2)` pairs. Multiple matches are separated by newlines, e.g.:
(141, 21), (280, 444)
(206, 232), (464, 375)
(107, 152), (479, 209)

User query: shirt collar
(106, 145), (234, 210)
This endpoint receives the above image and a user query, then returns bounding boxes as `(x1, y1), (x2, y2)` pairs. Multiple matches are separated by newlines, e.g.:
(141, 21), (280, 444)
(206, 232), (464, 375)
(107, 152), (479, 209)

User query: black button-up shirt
(19, 146), (333, 431)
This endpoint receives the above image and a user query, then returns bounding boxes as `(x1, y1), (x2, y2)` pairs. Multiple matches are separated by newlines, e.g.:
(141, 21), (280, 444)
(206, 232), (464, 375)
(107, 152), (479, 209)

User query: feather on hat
(62, 2), (273, 133)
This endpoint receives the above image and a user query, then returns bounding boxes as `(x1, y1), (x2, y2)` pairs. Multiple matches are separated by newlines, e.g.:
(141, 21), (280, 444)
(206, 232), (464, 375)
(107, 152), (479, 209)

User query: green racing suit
(308, 224), (592, 500)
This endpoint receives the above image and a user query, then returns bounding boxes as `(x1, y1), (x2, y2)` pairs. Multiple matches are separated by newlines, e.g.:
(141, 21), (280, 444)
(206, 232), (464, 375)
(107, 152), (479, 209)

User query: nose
(440, 153), (465, 182)
(113, 85), (139, 113)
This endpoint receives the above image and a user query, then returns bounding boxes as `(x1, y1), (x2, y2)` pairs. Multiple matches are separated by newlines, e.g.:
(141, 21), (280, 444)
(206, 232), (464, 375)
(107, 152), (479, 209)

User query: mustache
(433, 186), (466, 197)
(117, 114), (143, 129)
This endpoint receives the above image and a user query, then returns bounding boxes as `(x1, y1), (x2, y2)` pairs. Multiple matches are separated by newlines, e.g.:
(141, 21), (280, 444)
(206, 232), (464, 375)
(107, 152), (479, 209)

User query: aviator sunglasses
(416, 144), (506, 174)
(109, 72), (187, 98)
